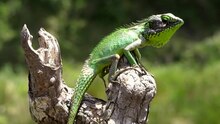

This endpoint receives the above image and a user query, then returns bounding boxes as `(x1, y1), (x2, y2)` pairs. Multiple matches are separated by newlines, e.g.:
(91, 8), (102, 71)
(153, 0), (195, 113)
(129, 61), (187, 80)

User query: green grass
(0, 65), (33, 124)
(149, 62), (220, 124)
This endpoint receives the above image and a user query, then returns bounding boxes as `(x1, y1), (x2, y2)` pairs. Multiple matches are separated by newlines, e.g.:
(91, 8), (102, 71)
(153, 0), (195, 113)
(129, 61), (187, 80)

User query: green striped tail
(68, 65), (96, 124)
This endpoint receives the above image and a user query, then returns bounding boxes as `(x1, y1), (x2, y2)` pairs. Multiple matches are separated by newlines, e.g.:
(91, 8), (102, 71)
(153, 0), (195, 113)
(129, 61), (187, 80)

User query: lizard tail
(68, 64), (96, 124)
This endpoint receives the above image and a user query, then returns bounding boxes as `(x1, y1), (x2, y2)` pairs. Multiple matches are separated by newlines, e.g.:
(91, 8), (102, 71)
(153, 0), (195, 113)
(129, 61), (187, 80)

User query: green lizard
(68, 13), (184, 123)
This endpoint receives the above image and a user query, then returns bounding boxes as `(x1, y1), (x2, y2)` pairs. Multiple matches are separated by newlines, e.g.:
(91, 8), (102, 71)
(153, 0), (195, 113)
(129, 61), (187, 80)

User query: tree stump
(21, 25), (157, 124)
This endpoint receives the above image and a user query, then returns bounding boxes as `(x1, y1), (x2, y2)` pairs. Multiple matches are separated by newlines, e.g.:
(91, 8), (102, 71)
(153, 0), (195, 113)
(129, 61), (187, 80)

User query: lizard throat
(145, 22), (183, 48)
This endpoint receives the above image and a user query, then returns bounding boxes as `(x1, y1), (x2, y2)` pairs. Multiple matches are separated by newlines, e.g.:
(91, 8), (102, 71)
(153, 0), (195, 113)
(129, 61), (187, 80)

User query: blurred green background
(0, 0), (220, 124)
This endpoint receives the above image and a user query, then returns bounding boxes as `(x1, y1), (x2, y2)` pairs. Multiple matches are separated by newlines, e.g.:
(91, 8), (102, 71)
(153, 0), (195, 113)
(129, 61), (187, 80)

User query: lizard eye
(161, 15), (171, 22)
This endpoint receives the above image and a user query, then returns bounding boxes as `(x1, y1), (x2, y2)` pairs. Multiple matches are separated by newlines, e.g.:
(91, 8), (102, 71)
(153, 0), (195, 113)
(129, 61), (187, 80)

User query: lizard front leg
(123, 37), (145, 66)
(133, 48), (141, 62)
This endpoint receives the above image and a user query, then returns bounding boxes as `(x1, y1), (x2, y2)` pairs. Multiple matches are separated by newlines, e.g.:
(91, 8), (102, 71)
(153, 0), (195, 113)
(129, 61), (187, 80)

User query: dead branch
(21, 25), (156, 124)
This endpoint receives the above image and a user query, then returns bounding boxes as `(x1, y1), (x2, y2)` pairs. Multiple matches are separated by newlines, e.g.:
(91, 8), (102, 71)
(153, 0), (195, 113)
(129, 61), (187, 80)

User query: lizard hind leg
(108, 54), (120, 81)
(95, 54), (121, 84)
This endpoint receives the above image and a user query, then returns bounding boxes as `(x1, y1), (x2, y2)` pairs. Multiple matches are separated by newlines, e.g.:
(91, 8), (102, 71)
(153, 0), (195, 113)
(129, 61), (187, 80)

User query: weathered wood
(21, 25), (156, 124)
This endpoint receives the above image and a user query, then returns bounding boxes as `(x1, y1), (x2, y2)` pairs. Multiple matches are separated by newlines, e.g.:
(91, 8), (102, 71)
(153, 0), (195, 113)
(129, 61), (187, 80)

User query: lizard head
(142, 13), (184, 48)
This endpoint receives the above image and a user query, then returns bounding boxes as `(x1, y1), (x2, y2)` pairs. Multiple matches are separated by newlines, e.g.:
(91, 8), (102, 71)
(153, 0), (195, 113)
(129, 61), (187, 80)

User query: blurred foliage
(0, 0), (220, 124)
(0, 65), (33, 124)
(0, 0), (220, 67)
(182, 31), (220, 66)
(150, 61), (220, 124)
(1, 33), (220, 123)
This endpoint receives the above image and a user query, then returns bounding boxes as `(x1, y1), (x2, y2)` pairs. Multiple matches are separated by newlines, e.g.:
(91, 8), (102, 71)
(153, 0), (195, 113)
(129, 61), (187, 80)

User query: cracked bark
(21, 25), (157, 124)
